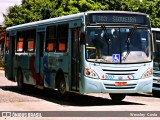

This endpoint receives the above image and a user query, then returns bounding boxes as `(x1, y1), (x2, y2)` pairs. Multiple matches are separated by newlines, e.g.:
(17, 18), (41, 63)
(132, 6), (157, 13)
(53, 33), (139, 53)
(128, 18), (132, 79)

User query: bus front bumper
(153, 77), (160, 91)
(80, 76), (152, 94)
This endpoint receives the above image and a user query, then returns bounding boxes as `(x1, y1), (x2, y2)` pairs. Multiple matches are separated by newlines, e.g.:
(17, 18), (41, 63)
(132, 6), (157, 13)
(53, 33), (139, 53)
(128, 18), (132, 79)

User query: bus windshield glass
(86, 27), (151, 63)
(155, 31), (160, 51)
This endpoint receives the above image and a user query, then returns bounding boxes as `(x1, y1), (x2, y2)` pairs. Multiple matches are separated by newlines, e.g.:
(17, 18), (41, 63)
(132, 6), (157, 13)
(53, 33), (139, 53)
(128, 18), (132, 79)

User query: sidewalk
(0, 69), (4, 73)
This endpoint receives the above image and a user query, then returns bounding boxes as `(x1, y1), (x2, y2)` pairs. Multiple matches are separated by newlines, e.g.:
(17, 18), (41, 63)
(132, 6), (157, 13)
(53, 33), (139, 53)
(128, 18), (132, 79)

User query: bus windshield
(86, 27), (151, 63)
(155, 31), (160, 51)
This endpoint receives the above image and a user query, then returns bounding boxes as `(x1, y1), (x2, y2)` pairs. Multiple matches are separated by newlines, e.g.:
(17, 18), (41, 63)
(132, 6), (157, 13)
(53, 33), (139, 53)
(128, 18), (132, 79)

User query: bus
(4, 11), (153, 101)
(152, 28), (160, 96)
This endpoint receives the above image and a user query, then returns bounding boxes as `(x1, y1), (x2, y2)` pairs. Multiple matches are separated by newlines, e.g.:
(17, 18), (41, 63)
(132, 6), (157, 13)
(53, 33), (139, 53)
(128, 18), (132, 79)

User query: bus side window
(16, 32), (24, 52)
(26, 29), (36, 52)
(28, 41), (34, 51)
(5, 33), (9, 53)
(17, 41), (23, 51)
(58, 43), (65, 51)
(46, 26), (56, 52)
(57, 24), (68, 52)
(47, 43), (54, 51)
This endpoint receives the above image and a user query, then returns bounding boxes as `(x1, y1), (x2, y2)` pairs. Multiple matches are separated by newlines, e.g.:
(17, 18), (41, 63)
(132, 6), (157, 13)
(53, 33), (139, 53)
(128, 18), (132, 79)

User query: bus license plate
(115, 82), (127, 86)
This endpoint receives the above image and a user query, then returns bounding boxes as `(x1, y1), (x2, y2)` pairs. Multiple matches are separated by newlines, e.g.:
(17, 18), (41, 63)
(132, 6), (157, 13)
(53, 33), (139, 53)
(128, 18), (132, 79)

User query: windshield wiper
(101, 57), (108, 62)
(101, 24), (111, 54)
(122, 25), (137, 61)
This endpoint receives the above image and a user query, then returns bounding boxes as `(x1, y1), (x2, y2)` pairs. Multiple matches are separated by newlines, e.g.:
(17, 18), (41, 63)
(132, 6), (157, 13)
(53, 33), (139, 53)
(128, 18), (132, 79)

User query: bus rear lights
(115, 82), (127, 86)
(141, 68), (153, 79)
(84, 67), (99, 79)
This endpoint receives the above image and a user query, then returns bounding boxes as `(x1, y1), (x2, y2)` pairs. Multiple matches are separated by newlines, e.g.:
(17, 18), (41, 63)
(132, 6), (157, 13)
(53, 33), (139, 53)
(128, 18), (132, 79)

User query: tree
(3, 5), (26, 27)
(21, 0), (53, 21)
(124, 0), (160, 27)
(4, 0), (53, 27)
(50, 0), (107, 17)
(4, 0), (107, 27)
(3, 0), (160, 28)
(101, 0), (127, 10)
(139, 0), (160, 27)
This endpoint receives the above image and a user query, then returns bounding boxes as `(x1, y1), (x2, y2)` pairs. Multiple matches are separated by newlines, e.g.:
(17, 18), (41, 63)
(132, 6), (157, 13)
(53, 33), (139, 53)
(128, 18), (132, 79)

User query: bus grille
(153, 72), (160, 77)
(102, 69), (138, 75)
(153, 83), (160, 88)
(104, 84), (136, 89)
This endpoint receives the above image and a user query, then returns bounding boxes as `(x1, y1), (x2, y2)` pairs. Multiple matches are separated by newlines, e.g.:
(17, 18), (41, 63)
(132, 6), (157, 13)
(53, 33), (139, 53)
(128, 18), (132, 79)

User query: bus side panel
(5, 52), (10, 79)
(14, 54), (36, 85)
(43, 53), (69, 90)
(43, 53), (53, 88)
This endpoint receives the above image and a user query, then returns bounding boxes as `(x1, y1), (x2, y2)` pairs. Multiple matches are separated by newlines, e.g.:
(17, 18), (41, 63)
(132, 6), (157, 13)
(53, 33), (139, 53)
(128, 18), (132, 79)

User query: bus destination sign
(89, 13), (146, 25)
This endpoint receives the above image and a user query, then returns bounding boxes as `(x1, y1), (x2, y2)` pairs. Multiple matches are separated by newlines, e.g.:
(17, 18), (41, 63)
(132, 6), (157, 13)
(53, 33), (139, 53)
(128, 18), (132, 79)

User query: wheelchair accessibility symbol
(112, 54), (120, 63)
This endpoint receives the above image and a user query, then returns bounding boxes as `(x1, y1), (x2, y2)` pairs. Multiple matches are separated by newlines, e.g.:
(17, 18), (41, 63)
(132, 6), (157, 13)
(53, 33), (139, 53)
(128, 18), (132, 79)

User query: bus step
(36, 85), (44, 90)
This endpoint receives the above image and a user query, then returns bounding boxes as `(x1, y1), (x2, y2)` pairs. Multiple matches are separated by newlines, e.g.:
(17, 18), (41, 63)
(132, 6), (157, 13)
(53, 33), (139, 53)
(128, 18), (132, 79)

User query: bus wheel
(109, 93), (126, 102)
(17, 70), (24, 90)
(152, 90), (160, 97)
(58, 75), (70, 100)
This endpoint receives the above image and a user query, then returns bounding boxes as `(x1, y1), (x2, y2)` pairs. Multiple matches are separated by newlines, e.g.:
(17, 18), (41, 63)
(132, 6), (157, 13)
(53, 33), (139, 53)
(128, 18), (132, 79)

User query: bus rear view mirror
(80, 32), (86, 45)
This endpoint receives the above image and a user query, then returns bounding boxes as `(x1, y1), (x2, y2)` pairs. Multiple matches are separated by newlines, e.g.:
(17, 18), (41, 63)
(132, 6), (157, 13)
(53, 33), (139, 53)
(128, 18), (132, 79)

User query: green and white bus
(152, 28), (160, 96)
(5, 11), (153, 101)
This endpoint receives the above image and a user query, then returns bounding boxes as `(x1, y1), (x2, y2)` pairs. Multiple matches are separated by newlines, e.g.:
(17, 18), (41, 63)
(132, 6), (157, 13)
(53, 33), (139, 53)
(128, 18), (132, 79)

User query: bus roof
(6, 11), (148, 31)
(6, 12), (85, 31)
(151, 28), (160, 32)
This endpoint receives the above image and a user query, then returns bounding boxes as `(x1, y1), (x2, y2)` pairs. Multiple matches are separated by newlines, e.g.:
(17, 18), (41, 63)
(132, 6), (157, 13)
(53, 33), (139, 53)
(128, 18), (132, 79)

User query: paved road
(0, 71), (160, 120)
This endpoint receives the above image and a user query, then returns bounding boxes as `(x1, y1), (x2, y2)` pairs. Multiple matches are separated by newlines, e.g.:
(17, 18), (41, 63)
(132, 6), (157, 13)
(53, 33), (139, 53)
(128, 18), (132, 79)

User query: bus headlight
(141, 68), (153, 79)
(84, 67), (99, 79)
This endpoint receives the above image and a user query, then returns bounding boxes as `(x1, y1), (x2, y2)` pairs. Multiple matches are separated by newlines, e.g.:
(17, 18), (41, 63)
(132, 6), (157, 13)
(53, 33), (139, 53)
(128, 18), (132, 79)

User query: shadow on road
(128, 93), (160, 98)
(0, 85), (145, 106)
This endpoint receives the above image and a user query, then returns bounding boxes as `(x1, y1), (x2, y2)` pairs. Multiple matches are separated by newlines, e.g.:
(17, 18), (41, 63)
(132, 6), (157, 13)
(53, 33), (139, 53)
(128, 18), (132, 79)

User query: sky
(0, 0), (22, 25)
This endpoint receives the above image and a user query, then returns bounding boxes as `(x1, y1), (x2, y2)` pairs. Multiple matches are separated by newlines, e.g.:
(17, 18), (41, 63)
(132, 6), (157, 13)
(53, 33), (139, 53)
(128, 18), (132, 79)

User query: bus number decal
(127, 75), (135, 80)
(108, 75), (114, 79)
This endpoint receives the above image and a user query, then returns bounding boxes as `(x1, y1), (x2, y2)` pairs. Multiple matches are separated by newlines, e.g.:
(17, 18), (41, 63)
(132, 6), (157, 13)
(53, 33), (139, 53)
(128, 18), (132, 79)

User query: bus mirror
(80, 32), (86, 45)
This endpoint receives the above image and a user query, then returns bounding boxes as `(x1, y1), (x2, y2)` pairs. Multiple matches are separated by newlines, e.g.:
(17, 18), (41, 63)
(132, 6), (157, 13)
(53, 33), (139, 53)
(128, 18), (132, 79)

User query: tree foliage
(3, 0), (160, 28)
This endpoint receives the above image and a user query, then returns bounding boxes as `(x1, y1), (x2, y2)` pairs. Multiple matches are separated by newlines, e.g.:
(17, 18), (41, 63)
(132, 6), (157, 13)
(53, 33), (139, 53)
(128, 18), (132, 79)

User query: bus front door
(71, 29), (80, 91)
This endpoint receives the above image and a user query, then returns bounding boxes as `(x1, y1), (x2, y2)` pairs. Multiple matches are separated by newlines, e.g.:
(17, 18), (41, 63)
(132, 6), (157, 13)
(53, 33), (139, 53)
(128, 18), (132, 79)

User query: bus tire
(152, 90), (160, 97)
(17, 69), (25, 91)
(109, 93), (126, 102)
(57, 75), (70, 101)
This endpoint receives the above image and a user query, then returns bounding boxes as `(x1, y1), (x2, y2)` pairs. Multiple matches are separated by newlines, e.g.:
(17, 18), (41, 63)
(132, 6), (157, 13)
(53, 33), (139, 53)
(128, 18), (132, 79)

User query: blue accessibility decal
(112, 54), (120, 63)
